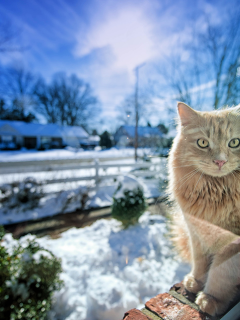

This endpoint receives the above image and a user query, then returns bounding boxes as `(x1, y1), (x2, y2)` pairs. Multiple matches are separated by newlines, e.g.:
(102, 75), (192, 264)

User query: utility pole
(134, 63), (145, 162)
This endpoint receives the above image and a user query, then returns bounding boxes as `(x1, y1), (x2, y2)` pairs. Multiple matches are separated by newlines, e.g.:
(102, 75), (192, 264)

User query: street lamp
(134, 62), (146, 162)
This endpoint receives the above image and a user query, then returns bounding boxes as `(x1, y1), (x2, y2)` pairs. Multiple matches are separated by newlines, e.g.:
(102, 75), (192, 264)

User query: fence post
(95, 159), (99, 189)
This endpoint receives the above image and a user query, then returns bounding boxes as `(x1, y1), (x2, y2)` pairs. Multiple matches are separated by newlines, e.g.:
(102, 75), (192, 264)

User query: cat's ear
(177, 102), (198, 126)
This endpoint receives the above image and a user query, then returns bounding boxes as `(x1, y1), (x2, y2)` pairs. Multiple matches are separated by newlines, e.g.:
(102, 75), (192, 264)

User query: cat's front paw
(196, 292), (226, 316)
(183, 274), (203, 294)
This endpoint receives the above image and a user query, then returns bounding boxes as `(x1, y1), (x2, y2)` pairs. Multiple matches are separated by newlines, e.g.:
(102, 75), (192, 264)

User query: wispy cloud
(74, 5), (157, 72)
(0, 0), (236, 131)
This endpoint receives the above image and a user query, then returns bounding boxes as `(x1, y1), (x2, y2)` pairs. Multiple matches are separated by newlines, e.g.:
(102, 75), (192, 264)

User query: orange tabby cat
(168, 102), (240, 316)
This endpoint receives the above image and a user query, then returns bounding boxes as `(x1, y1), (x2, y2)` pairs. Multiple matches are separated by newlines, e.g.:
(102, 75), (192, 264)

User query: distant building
(80, 135), (100, 150)
(60, 126), (89, 149)
(0, 120), (89, 150)
(114, 125), (164, 147)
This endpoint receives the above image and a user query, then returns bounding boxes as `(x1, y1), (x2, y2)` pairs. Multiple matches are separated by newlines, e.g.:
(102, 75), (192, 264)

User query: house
(60, 126), (89, 149)
(114, 125), (164, 147)
(0, 120), (89, 150)
(80, 135), (100, 150)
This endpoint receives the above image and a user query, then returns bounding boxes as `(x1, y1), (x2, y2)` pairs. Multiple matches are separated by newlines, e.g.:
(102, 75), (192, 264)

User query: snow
(0, 120), (88, 138)
(3, 212), (190, 320)
(0, 172), (166, 225)
(113, 175), (144, 199)
(0, 147), (149, 162)
(0, 149), (167, 225)
(0, 186), (89, 225)
(32, 250), (52, 262)
(0, 148), (189, 319)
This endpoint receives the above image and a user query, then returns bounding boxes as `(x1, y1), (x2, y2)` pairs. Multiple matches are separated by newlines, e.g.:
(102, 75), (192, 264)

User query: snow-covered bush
(0, 226), (63, 320)
(111, 175), (147, 228)
(0, 178), (43, 212)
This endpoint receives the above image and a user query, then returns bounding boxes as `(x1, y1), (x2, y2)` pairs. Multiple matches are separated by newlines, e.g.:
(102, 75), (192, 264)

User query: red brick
(122, 308), (153, 320)
(145, 293), (208, 320)
(170, 281), (197, 303)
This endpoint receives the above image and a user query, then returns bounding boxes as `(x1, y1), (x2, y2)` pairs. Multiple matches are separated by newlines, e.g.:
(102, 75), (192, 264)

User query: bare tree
(0, 66), (37, 121)
(158, 53), (202, 109)
(33, 77), (59, 124)
(117, 94), (136, 126)
(34, 73), (98, 128)
(0, 66), (36, 99)
(117, 91), (152, 126)
(200, 14), (240, 108)
(157, 7), (240, 110)
(0, 20), (32, 120)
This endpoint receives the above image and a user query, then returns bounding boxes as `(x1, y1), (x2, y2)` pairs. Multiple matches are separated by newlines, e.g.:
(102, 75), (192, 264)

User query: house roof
(0, 120), (88, 138)
(60, 126), (89, 138)
(119, 125), (163, 138)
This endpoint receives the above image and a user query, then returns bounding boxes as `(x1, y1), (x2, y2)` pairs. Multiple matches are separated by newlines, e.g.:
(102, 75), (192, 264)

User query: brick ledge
(121, 282), (220, 320)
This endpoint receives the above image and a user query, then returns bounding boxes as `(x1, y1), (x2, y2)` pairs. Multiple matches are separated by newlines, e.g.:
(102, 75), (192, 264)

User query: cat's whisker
(173, 171), (197, 189)
(176, 159), (202, 161)
(174, 168), (199, 184)
(174, 169), (200, 191)
(173, 160), (204, 165)
(172, 161), (212, 170)
(232, 170), (240, 179)
(192, 172), (203, 194)
(230, 172), (237, 184)
(172, 165), (197, 168)
(179, 160), (202, 162)
(175, 170), (200, 191)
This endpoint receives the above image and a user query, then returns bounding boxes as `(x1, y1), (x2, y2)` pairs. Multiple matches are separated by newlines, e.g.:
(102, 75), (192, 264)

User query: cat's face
(177, 103), (240, 177)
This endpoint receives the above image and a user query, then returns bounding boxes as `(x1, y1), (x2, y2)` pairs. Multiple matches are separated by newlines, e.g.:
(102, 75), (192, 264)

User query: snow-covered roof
(61, 126), (88, 138)
(0, 120), (88, 138)
(119, 125), (163, 138)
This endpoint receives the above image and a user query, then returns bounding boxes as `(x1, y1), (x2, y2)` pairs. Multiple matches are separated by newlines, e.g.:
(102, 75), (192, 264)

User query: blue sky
(0, 0), (231, 132)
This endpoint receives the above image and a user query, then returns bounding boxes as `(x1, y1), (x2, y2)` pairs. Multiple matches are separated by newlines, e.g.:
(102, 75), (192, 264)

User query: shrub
(100, 131), (112, 149)
(0, 177), (43, 212)
(111, 179), (147, 228)
(0, 226), (63, 320)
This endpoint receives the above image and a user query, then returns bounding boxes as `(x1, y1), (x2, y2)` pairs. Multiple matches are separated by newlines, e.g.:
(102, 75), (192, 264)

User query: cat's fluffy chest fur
(169, 102), (240, 316)
(171, 161), (240, 234)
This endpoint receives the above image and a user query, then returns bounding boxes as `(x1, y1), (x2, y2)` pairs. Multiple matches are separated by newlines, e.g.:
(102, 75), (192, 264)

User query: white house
(0, 120), (89, 150)
(79, 135), (100, 150)
(60, 125), (89, 148)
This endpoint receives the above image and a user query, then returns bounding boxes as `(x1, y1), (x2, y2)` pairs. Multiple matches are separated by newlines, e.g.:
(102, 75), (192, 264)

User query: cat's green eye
(228, 138), (240, 148)
(197, 138), (209, 148)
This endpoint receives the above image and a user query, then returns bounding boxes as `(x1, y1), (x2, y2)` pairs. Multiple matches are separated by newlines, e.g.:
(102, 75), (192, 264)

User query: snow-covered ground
(1, 149), (188, 320)
(0, 148), (168, 225)
(0, 147), (155, 162)
(0, 173), (166, 225)
(3, 212), (190, 320)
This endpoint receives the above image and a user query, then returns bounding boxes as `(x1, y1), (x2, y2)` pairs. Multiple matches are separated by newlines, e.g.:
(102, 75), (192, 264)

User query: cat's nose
(213, 160), (227, 169)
